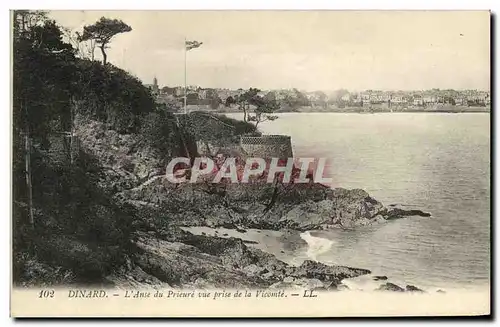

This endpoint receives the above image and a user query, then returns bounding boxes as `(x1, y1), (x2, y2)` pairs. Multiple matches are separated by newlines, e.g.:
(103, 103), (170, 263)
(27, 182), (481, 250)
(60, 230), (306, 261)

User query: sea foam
(299, 231), (335, 262)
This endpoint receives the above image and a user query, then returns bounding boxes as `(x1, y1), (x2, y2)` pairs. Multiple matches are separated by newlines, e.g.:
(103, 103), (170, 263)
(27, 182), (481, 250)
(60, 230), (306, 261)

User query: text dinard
(66, 289), (287, 299)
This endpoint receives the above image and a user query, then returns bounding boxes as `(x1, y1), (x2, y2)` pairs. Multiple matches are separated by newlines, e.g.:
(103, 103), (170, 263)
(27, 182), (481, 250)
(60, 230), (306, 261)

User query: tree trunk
(243, 104), (248, 122)
(90, 42), (95, 61)
(24, 132), (34, 229)
(100, 45), (107, 65)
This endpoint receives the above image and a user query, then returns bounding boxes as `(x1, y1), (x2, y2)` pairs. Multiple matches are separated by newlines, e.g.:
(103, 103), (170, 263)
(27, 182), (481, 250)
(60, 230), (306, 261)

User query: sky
(49, 10), (490, 92)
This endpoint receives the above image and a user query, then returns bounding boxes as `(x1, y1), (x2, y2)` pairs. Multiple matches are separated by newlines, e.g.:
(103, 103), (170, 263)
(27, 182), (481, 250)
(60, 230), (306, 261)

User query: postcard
(11, 10), (491, 317)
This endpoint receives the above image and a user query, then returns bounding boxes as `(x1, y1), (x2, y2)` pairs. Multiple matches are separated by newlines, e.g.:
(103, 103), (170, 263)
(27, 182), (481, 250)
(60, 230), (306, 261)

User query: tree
(224, 96), (236, 107)
(237, 88), (279, 127)
(12, 12), (154, 285)
(13, 11), (78, 237)
(331, 89), (349, 105)
(78, 17), (132, 65)
(237, 88), (260, 122)
(13, 10), (48, 40)
(292, 89), (310, 107)
(312, 91), (327, 108)
(62, 27), (96, 60)
(264, 91), (277, 102)
(248, 100), (279, 128)
(13, 18), (76, 140)
(209, 97), (221, 110)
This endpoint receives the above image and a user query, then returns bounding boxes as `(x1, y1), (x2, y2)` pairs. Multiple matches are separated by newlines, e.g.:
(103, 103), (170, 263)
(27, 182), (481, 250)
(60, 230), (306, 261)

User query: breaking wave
(299, 231), (335, 262)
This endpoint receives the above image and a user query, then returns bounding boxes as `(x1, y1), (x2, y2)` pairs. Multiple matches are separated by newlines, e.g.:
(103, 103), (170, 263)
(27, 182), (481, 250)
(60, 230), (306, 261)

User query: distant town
(144, 78), (491, 113)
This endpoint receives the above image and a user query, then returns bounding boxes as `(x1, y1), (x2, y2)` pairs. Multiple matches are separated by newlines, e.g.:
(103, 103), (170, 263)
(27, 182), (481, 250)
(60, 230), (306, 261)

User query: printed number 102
(38, 290), (55, 298)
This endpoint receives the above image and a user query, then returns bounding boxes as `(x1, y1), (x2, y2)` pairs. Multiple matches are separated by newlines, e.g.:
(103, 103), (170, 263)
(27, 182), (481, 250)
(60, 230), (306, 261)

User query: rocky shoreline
(108, 227), (372, 290)
(104, 177), (431, 292)
(117, 176), (431, 231)
(76, 118), (432, 292)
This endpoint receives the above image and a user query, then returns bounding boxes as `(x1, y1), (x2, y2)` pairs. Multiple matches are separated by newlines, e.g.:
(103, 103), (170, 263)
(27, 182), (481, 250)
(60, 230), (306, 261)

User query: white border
(2, 1), (498, 325)
(1, 0), (498, 10)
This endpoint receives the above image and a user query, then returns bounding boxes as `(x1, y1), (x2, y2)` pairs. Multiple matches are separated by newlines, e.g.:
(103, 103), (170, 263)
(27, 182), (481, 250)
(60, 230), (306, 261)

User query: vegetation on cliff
(12, 11), (255, 286)
(12, 11), (147, 285)
(12, 11), (428, 289)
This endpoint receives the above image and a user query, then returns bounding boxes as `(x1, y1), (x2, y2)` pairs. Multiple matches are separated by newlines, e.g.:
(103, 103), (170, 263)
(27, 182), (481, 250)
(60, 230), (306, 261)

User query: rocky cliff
(75, 118), (430, 290)
(108, 227), (370, 290)
(118, 177), (430, 231)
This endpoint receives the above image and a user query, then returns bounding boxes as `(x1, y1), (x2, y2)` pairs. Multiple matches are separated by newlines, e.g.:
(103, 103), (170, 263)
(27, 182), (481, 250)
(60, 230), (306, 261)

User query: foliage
(73, 59), (156, 132)
(206, 113), (260, 136)
(224, 96), (236, 107)
(11, 11), (267, 286)
(139, 111), (178, 159)
(209, 97), (222, 110)
(281, 89), (310, 109)
(13, 17), (76, 141)
(13, 143), (137, 285)
(177, 112), (260, 150)
(78, 17), (132, 64)
(236, 88), (280, 127)
(11, 11), (146, 285)
(61, 27), (96, 60)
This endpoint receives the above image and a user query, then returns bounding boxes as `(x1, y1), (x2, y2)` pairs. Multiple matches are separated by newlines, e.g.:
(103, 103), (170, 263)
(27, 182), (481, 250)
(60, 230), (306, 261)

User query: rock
(337, 283), (350, 291)
(261, 272), (275, 280)
(190, 277), (212, 289)
(270, 278), (325, 290)
(373, 275), (388, 281)
(376, 282), (405, 292)
(293, 260), (370, 284)
(372, 215), (386, 224)
(269, 281), (296, 289)
(132, 235), (265, 288)
(278, 230), (308, 251)
(406, 285), (425, 293)
(74, 117), (429, 291)
(118, 168), (427, 231)
(124, 229), (372, 290)
(108, 265), (166, 289)
(385, 207), (431, 220)
(436, 289), (446, 294)
(296, 278), (325, 290)
(241, 264), (263, 276)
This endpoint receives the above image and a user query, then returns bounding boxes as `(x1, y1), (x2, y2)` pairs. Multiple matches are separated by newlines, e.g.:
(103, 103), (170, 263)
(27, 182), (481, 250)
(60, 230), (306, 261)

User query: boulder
(385, 207), (431, 220)
(406, 285), (425, 293)
(125, 230), (371, 290)
(376, 282), (405, 292)
(373, 275), (388, 281)
(269, 278), (327, 290)
(293, 260), (371, 284)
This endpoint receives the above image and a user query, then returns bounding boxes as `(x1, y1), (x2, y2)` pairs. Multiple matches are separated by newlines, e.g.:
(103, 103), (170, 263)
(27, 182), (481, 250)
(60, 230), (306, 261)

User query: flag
(186, 40), (203, 51)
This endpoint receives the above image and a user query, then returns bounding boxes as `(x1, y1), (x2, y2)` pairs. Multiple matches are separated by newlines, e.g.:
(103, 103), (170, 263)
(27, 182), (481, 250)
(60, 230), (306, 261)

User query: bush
(12, 145), (137, 285)
(201, 113), (260, 137)
(139, 111), (179, 159)
(73, 60), (156, 133)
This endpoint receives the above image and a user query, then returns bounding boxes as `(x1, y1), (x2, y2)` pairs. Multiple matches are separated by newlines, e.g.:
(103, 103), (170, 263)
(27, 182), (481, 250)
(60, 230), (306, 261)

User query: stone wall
(239, 135), (293, 159)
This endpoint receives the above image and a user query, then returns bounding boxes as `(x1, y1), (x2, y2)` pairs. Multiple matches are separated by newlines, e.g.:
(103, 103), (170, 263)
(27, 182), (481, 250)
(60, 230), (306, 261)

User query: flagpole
(184, 37), (187, 114)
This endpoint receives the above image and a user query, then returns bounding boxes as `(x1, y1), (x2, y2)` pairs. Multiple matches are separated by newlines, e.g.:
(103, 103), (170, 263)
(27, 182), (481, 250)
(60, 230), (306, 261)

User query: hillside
(13, 12), (429, 291)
